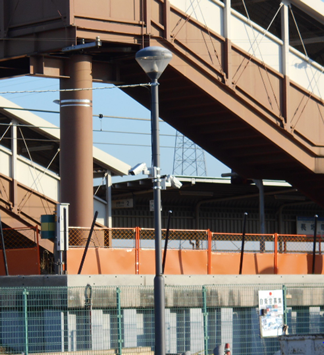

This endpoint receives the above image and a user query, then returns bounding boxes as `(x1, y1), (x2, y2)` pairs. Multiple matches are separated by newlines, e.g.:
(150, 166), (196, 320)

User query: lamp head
(135, 46), (172, 81)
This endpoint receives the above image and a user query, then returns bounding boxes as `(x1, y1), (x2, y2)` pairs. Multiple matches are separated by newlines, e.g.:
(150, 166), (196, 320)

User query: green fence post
(117, 287), (123, 355)
(23, 289), (29, 355)
(202, 286), (209, 355)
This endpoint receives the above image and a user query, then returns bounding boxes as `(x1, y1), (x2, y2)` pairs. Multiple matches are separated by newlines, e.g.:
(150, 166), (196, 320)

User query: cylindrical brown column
(60, 55), (93, 228)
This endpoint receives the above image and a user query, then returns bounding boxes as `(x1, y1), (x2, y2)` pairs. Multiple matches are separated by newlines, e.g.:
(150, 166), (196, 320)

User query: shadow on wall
(306, 254), (323, 274)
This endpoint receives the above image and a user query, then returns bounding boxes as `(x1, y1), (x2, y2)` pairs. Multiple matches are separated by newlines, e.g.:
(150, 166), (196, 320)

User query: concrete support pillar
(60, 55), (93, 228)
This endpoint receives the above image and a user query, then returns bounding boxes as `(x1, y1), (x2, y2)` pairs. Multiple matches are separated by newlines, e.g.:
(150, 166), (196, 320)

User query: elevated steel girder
(0, 0), (323, 206)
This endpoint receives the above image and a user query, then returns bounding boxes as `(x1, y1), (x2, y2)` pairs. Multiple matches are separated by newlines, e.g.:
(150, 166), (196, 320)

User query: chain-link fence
(69, 228), (136, 248)
(277, 234), (324, 254)
(0, 227), (38, 249)
(0, 227), (40, 275)
(0, 283), (323, 355)
(68, 228), (323, 255)
(140, 229), (208, 250)
(211, 233), (275, 253)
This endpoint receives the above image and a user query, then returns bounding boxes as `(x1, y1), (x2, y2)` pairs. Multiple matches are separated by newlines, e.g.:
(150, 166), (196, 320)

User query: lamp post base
(154, 275), (166, 355)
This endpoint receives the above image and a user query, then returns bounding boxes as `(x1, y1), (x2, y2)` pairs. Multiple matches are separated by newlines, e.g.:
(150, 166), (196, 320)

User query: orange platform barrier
(67, 248), (324, 275)
(0, 248), (40, 275)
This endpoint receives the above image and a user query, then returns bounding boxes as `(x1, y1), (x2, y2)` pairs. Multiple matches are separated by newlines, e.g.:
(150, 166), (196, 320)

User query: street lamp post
(136, 46), (172, 355)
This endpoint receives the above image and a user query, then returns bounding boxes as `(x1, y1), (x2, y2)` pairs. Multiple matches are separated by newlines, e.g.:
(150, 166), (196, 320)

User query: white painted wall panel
(289, 50), (324, 99)
(17, 157), (59, 201)
(231, 13), (282, 73)
(171, 0), (223, 36)
(94, 197), (106, 225)
(0, 148), (11, 177)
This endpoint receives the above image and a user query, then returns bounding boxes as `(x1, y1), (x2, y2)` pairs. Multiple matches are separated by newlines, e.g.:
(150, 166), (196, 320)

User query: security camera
(169, 175), (182, 189)
(162, 175), (182, 189)
(128, 162), (148, 176)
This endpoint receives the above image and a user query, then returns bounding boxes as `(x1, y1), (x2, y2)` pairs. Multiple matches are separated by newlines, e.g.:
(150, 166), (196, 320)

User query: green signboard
(41, 214), (55, 240)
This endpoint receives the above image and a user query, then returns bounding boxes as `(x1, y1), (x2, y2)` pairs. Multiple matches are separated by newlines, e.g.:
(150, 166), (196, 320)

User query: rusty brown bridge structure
(0, 0), (324, 224)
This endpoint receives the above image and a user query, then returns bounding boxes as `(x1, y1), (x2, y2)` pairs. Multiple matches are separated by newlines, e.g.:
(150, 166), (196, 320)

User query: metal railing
(1, 226), (323, 275)
(69, 227), (323, 254)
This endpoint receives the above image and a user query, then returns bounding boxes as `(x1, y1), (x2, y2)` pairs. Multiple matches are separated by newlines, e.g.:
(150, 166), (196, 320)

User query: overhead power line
(0, 136), (175, 149)
(0, 82), (151, 95)
(0, 107), (165, 122)
(0, 122), (173, 137)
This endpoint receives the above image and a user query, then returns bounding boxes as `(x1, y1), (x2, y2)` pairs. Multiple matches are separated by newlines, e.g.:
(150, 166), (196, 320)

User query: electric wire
(0, 136), (176, 149)
(0, 82), (152, 95)
(0, 107), (166, 122)
(0, 122), (176, 138)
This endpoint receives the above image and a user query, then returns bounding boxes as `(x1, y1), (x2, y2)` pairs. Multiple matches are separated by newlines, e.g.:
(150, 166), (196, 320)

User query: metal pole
(202, 286), (209, 355)
(282, 285), (288, 327)
(23, 289), (29, 355)
(0, 214), (9, 275)
(253, 179), (265, 251)
(312, 214), (318, 274)
(78, 211), (98, 274)
(151, 79), (165, 355)
(117, 287), (123, 355)
(64, 208), (68, 274)
(239, 212), (248, 275)
(162, 210), (172, 274)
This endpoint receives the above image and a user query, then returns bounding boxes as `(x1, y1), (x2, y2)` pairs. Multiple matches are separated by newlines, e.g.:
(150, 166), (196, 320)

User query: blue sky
(0, 76), (229, 182)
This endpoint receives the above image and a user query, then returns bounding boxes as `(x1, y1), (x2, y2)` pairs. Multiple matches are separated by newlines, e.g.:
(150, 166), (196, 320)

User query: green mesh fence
(0, 284), (323, 355)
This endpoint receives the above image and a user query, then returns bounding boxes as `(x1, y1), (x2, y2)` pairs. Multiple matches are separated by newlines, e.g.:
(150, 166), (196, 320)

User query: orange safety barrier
(67, 227), (324, 276)
(0, 226), (40, 276)
(1, 225), (323, 276)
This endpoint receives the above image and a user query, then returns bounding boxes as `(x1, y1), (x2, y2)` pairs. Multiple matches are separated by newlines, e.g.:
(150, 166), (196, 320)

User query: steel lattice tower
(172, 131), (207, 176)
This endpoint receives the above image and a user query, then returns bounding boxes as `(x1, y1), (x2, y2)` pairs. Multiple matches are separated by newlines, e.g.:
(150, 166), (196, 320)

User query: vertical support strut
(312, 214), (318, 274)
(23, 289), (29, 355)
(224, 0), (233, 86)
(202, 286), (209, 355)
(282, 285), (288, 328)
(281, 2), (291, 131)
(117, 287), (123, 355)
(0, 214), (8, 275)
(11, 121), (18, 213)
(60, 54), (93, 229)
